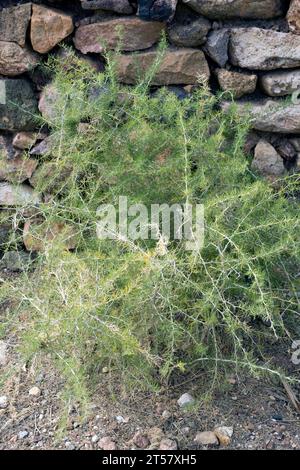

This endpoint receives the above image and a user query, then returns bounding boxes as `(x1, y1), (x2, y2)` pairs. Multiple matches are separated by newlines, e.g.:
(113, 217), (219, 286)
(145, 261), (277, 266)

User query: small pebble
(18, 431), (29, 440)
(0, 396), (8, 409)
(177, 393), (194, 408)
(29, 386), (41, 397)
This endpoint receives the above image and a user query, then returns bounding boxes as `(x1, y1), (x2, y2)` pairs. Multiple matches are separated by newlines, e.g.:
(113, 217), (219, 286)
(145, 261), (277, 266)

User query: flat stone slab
(230, 28), (300, 70)
(183, 0), (283, 19)
(116, 48), (210, 85)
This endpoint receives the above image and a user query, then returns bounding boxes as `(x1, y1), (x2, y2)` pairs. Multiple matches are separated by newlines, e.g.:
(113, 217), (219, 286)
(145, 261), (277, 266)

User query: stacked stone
(0, 0), (299, 259)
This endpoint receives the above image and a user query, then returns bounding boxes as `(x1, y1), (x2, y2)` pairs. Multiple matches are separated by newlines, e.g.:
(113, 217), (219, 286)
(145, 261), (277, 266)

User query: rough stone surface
(287, 0), (300, 35)
(204, 29), (229, 67)
(216, 69), (257, 98)
(222, 100), (300, 134)
(0, 156), (38, 184)
(0, 396), (8, 409)
(29, 162), (72, 193)
(98, 436), (117, 450)
(168, 5), (211, 47)
(23, 220), (77, 252)
(159, 438), (178, 450)
(38, 84), (61, 123)
(0, 42), (39, 77)
(260, 70), (300, 97)
(194, 431), (219, 446)
(13, 133), (38, 150)
(0, 135), (18, 160)
(0, 223), (12, 248)
(74, 18), (165, 54)
(177, 393), (195, 408)
(29, 386), (41, 397)
(230, 28), (300, 70)
(133, 431), (150, 448)
(116, 48), (210, 85)
(214, 426), (234, 446)
(0, 79), (38, 132)
(183, 0), (283, 19)
(81, 0), (133, 14)
(0, 183), (40, 206)
(252, 140), (285, 177)
(0, 251), (32, 272)
(31, 4), (74, 54)
(0, 3), (32, 46)
(138, 0), (178, 21)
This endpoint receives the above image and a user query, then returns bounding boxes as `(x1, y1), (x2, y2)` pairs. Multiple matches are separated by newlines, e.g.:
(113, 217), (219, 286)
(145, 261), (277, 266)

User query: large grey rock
(80, 0), (133, 13)
(222, 99), (300, 134)
(183, 0), (283, 19)
(230, 28), (300, 70)
(0, 183), (40, 206)
(252, 140), (285, 177)
(260, 70), (300, 97)
(167, 5), (211, 47)
(0, 3), (32, 46)
(0, 41), (39, 77)
(204, 29), (229, 67)
(0, 79), (38, 132)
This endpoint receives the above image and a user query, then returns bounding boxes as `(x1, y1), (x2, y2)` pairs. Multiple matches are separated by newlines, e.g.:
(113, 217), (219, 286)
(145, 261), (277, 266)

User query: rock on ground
(98, 436), (117, 450)
(0, 340), (7, 366)
(194, 431), (219, 446)
(177, 393), (195, 408)
(30, 4), (74, 54)
(230, 28), (300, 70)
(214, 426), (234, 446)
(0, 396), (8, 409)
(183, 0), (283, 19)
(74, 18), (165, 54)
(116, 48), (210, 85)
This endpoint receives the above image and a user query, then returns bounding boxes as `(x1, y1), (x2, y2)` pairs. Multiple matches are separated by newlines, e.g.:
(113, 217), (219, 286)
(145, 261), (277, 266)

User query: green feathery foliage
(0, 44), (300, 414)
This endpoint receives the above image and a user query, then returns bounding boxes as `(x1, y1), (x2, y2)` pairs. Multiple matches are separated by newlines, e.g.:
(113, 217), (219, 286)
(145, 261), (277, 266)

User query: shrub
(1, 46), (300, 411)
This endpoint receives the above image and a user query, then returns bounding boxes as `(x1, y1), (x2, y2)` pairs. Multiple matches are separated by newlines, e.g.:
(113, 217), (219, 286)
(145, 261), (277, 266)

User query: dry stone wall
(0, 0), (300, 262)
